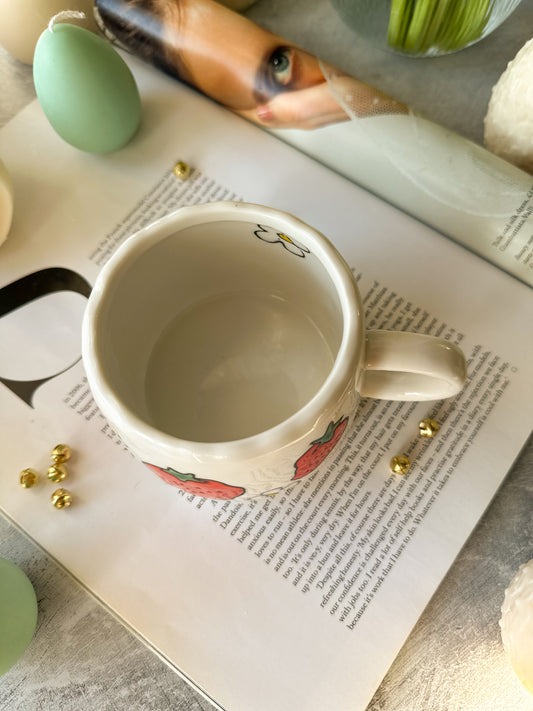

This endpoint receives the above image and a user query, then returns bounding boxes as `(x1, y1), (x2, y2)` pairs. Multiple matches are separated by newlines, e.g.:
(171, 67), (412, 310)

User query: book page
(0, 58), (532, 711)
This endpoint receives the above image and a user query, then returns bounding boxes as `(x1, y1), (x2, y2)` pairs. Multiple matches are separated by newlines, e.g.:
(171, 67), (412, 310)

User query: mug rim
(82, 201), (364, 462)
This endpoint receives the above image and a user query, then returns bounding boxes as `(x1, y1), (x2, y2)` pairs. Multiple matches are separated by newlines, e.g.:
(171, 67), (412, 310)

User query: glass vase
(330, 0), (524, 57)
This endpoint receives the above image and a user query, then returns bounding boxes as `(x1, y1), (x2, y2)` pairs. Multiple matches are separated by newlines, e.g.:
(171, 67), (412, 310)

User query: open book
(1, 47), (532, 711)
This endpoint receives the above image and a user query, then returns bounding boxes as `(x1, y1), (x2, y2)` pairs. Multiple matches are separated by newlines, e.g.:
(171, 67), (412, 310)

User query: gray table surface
(1, 1), (533, 709)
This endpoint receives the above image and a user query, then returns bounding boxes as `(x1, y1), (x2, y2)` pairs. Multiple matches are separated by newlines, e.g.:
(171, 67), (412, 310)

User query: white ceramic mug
(82, 202), (466, 500)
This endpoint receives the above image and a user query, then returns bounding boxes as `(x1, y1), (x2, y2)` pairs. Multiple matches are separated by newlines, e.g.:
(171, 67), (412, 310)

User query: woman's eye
(268, 48), (293, 87)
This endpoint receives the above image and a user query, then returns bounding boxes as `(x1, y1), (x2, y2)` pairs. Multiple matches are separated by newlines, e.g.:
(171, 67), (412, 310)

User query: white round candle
(0, 0), (97, 64)
(500, 558), (533, 696)
(484, 38), (533, 175)
(0, 157), (13, 246)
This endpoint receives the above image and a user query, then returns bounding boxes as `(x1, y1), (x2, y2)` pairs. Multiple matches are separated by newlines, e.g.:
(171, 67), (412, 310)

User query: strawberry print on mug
(144, 463), (246, 500)
(293, 417), (349, 481)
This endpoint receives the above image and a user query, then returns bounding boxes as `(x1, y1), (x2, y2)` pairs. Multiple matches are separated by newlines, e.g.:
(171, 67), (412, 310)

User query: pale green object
(331, 0), (523, 57)
(33, 23), (141, 153)
(0, 558), (38, 676)
(0, 156), (13, 246)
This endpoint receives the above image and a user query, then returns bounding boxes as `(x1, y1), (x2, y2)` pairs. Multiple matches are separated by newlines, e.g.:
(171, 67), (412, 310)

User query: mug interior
(92, 211), (347, 442)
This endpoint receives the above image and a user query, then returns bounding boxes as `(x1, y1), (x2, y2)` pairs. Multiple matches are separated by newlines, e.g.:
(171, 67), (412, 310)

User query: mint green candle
(33, 18), (141, 153)
(0, 558), (38, 675)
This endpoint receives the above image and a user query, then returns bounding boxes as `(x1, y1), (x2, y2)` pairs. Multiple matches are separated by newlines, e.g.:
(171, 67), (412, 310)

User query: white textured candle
(0, 0), (97, 64)
(0, 157), (13, 246)
(484, 38), (533, 175)
(500, 559), (533, 696)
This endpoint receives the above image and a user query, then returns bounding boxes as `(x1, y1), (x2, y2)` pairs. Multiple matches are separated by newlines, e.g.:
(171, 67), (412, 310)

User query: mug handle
(360, 330), (467, 401)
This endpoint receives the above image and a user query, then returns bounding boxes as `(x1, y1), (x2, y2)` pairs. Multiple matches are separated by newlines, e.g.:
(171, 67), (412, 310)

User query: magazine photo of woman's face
(94, 0), (407, 129)
(165, 0), (327, 110)
(95, 0), (325, 105)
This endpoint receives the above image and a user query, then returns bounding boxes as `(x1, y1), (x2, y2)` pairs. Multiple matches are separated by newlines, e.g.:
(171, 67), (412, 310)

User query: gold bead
(51, 488), (72, 509)
(390, 455), (410, 475)
(47, 463), (67, 483)
(19, 468), (39, 488)
(418, 418), (440, 438)
(173, 160), (191, 180)
(51, 444), (71, 463)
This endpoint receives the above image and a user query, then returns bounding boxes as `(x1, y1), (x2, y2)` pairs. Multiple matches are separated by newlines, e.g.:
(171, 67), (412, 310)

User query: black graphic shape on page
(0, 267), (92, 407)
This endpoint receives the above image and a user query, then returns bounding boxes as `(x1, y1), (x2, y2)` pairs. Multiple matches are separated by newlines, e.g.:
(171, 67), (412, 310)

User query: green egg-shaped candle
(33, 17), (141, 153)
(0, 558), (38, 675)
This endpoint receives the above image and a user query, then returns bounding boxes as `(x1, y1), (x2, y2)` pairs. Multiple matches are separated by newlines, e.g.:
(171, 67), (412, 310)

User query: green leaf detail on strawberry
(292, 416), (348, 481)
(143, 463), (245, 500)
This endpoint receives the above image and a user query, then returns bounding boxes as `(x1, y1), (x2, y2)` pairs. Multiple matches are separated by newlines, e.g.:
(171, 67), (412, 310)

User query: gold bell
(51, 488), (72, 509)
(173, 160), (191, 180)
(51, 444), (71, 463)
(390, 455), (411, 475)
(48, 463), (68, 483)
(418, 418), (440, 438)
(19, 468), (39, 488)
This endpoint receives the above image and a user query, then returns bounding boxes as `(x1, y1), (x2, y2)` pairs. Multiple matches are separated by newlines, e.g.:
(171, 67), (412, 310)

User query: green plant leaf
(387, 0), (495, 54)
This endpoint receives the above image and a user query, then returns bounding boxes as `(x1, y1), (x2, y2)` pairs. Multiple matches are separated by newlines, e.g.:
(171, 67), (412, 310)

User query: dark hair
(94, 0), (185, 80)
